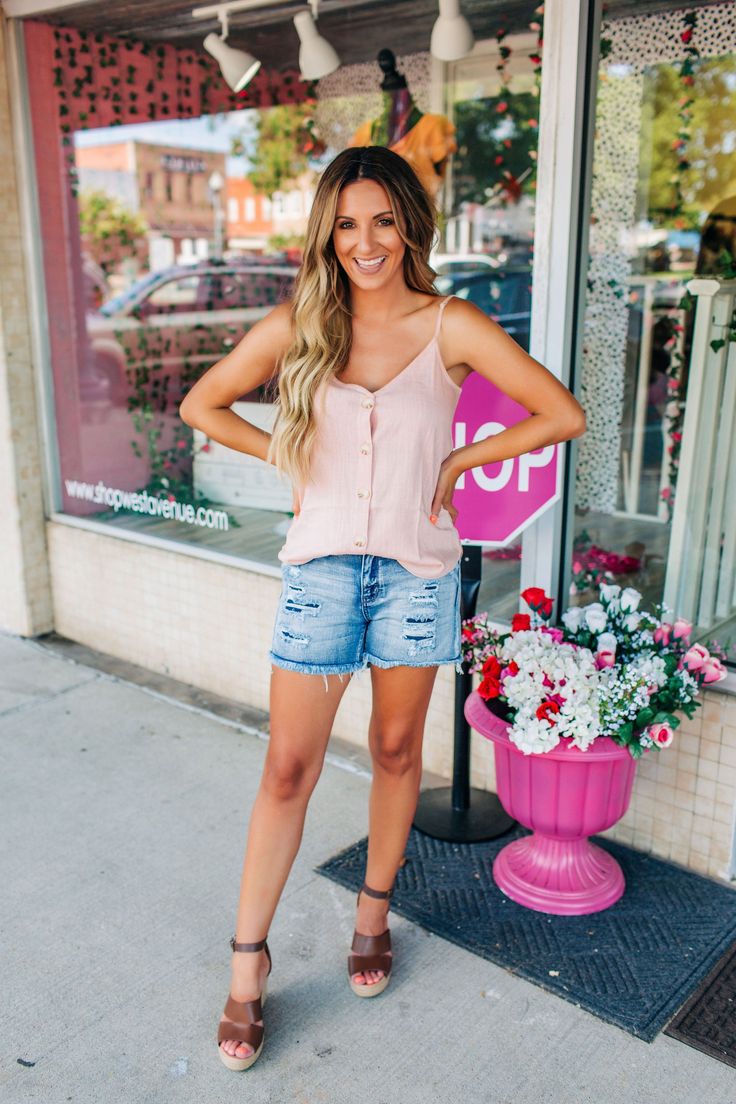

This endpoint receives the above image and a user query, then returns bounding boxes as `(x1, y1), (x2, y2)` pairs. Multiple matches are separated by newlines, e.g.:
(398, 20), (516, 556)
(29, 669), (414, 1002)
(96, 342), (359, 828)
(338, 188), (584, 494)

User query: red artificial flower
(511, 613), (531, 631)
(536, 699), (561, 723)
(496, 101), (508, 113)
(680, 28), (693, 43)
(482, 654), (503, 678)
(479, 676), (501, 700)
(521, 587), (554, 618)
(461, 625), (476, 640)
(521, 586), (546, 608)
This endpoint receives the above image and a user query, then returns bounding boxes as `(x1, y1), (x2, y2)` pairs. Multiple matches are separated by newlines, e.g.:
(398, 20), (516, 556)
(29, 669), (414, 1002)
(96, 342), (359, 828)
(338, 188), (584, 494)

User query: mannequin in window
(349, 49), (457, 200)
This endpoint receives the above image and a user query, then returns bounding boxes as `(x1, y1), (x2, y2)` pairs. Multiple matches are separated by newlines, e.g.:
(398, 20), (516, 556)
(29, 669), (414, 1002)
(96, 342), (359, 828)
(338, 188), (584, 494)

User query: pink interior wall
(23, 19), (309, 511)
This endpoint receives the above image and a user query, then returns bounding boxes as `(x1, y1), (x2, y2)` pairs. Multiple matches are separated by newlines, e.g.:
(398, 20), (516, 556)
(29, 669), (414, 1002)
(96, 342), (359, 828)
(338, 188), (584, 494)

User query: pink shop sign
(453, 371), (561, 546)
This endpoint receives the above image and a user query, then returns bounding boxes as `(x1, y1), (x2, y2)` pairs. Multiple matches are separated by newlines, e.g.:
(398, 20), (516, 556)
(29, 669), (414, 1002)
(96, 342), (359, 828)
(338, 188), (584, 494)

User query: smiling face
(332, 179), (407, 293)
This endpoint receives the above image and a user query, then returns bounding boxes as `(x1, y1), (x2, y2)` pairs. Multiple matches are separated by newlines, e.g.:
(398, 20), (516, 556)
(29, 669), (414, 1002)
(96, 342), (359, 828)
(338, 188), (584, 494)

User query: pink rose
(540, 626), (564, 643)
(681, 643), (710, 672)
(595, 649), (616, 669)
(672, 618), (692, 640)
(701, 659), (727, 684)
(653, 623), (671, 645)
(649, 723), (674, 748)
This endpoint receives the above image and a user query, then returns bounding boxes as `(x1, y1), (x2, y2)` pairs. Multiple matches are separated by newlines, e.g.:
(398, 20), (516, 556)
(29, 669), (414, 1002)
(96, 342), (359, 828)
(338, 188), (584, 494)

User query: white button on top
(360, 443), (371, 454)
(357, 489), (370, 498)
(354, 538), (365, 546)
(361, 397), (374, 409)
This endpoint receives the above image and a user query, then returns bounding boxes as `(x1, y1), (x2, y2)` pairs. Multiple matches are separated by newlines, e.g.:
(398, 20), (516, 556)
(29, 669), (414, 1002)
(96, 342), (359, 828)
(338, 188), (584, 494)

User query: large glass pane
(571, 0), (736, 663)
(30, 4), (545, 609)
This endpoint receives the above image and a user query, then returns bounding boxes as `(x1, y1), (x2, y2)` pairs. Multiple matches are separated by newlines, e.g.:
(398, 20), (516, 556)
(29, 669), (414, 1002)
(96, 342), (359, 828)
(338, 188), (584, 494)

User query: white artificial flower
(622, 611), (642, 632)
(500, 633), (603, 755)
(619, 587), (642, 613)
(599, 584), (621, 610)
(584, 604), (608, 633)
(561, 606), (584, 632)
(597, 631), (618, 654)
(510, 717), (561, 755)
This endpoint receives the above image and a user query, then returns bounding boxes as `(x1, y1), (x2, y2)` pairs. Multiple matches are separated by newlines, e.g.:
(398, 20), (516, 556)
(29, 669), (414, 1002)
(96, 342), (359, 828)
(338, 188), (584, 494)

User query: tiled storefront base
(47, 519), (736, 884)
(600, 696), (736, 883)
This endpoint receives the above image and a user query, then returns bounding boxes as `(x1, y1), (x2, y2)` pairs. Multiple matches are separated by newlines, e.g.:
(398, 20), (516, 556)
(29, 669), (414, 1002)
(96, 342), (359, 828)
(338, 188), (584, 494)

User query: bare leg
(220, 665), (352, 1060)
(352, 664), (439, 987)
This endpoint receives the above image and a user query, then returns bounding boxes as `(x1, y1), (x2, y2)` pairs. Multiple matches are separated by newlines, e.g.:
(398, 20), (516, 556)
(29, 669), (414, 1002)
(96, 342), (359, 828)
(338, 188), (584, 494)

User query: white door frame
(520, 0), (603, 620)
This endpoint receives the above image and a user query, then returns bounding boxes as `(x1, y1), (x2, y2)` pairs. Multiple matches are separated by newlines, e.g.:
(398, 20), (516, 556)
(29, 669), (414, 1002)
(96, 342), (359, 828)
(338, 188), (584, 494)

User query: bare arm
(178, 301), (293, 464)
(439, 298), (587, 479)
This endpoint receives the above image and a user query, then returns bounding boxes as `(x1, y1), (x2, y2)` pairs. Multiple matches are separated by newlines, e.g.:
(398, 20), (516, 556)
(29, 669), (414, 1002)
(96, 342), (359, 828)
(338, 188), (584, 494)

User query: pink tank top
(277, 295), (463, 579)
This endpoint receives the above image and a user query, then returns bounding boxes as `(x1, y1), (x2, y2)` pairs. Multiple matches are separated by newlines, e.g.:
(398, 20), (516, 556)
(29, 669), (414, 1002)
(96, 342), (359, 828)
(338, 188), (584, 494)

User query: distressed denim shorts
(269, 554), (463, 692)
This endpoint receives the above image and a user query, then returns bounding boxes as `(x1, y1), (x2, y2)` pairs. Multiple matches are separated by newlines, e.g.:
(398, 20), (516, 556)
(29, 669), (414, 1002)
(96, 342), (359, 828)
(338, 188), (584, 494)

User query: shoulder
(439, 295), (504, 365)
(251, 299), (295, 350)
(441, 294), (487, 330)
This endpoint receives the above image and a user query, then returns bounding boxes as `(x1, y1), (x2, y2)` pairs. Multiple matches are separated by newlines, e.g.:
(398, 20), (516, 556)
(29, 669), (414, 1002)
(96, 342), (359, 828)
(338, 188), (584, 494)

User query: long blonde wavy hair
(265, 145), (440, 494)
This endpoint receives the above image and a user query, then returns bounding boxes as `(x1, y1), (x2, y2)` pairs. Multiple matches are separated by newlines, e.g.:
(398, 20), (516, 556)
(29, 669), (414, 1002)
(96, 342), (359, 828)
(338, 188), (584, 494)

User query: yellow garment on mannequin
(349, 113), (457, 199)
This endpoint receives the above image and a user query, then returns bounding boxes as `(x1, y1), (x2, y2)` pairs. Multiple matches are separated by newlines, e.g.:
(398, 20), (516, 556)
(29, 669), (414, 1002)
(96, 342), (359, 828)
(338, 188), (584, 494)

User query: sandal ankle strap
(358, 882), (393, 901)
(230, 934), (268, 952)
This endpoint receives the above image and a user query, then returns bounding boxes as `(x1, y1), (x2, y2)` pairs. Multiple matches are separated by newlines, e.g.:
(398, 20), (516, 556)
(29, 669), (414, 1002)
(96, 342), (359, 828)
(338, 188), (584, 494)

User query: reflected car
(86, 258), (298, 405)
(435, 266), (533, 351)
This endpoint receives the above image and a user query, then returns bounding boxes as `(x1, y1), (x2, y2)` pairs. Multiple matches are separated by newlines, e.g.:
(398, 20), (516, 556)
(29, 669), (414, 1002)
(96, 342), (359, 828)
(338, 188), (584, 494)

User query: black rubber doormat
(664, 940), (736, 1067)
(316, 825), (736, 1042)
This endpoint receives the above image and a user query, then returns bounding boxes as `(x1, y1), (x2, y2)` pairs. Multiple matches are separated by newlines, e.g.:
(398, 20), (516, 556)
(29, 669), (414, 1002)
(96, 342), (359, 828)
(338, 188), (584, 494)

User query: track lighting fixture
(194, 1), (341, 88)
(293, 1), (341, 81)
(197, 5), (262, 92)
(430, 0), (475, 62)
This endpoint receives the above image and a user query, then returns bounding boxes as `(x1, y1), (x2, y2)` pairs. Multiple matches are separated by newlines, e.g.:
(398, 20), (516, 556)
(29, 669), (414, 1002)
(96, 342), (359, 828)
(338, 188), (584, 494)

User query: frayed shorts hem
(268, 651), (366, 678)
(363, 652), (464, 674)
(268, 650), (464, 693)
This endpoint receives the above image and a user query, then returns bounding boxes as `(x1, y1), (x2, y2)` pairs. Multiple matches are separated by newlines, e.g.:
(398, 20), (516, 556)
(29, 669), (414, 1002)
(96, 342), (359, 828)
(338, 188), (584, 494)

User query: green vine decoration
(669, 11), (699, 228)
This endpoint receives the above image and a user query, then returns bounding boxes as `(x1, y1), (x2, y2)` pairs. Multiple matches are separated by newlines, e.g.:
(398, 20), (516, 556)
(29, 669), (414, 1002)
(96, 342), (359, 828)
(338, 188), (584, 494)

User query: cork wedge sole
(349, 969), (391, 998)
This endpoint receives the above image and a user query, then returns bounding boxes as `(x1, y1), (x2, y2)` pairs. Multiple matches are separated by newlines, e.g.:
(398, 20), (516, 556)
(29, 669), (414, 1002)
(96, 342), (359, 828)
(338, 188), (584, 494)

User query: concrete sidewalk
(1, 629), (732, 1104)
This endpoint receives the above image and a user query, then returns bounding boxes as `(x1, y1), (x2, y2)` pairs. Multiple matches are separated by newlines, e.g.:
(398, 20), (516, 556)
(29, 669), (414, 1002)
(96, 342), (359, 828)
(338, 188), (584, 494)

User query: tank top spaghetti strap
(277, 294), (463, 579)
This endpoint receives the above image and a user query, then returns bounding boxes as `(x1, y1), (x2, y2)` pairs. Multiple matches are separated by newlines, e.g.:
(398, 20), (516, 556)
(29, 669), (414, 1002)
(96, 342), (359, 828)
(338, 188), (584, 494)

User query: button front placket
(353, 395), (374, 548)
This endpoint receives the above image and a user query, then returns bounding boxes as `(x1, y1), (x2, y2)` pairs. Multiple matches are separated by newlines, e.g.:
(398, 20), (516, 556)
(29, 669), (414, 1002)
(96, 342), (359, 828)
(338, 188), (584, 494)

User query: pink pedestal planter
(464, 689), (638, 916)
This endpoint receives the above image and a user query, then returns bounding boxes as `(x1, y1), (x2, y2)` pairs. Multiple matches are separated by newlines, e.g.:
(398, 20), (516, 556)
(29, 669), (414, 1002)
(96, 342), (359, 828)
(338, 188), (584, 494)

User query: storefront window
(27, 5), (544, 622)
(571, 0), (736, 663)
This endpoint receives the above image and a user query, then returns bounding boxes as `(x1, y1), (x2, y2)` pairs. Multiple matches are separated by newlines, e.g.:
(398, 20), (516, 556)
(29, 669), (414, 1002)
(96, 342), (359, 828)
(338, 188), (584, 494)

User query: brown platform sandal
(217, 935), (272, 1071)
(348, 883), (393, 998)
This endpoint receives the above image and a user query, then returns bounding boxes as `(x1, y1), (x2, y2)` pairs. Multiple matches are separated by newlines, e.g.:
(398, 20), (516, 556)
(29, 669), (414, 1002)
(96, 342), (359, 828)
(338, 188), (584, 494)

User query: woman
(179, 145), (586, 1072)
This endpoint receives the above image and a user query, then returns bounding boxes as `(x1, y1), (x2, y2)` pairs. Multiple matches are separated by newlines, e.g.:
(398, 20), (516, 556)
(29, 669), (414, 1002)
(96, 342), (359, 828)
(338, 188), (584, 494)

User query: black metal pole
(413, 544), (516, 842)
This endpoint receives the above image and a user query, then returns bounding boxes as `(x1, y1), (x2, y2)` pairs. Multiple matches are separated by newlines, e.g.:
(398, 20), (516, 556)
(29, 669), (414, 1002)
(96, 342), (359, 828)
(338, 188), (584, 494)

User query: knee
(262, 750), (318, 801)
(371, 730), (419, 777)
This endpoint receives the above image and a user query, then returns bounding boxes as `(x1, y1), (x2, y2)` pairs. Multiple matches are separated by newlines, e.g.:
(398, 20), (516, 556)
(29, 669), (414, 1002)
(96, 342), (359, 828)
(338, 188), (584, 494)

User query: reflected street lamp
(208, 169), (225, 258)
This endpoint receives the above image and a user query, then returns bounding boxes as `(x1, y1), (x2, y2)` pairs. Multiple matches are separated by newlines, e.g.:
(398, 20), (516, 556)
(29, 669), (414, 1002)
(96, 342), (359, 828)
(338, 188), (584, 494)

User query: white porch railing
(663, 278), (736, 632)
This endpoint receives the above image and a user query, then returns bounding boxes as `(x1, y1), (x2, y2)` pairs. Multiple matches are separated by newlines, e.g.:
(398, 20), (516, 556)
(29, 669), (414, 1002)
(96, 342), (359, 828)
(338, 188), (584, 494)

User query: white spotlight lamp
(294, 1), (341, 80)
(430, 0), (474, 62)
(203, 8), (261, 92)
